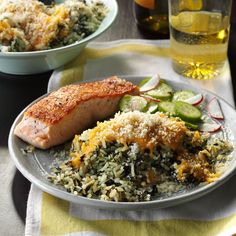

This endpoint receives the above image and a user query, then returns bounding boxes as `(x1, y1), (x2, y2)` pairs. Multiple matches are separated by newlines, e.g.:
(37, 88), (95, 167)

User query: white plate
(8, 76), (236, 210)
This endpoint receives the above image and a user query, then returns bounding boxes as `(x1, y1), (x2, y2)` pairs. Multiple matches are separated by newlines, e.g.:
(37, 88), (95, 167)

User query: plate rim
(8, 75), (236, 210)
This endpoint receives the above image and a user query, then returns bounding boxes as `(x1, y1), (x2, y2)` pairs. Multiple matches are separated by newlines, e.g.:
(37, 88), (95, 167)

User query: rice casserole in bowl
(0, 0), (117, 74)
(0, 0), (107, 52)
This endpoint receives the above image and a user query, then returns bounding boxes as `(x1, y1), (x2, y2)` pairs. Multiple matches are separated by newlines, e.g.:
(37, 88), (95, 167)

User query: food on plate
(207, 97), (224, 120)
(139, 74), (160, 92)
(119, 95), (148, 112)
(15, 75), (233, 202)
(119, 78), (203, 128)
(144, 81), (174, 101)
(49, 111), (232, 202)
(0, 0), (107, 52)
(119, 77), (228, 134)
(14, 76), (138, 149)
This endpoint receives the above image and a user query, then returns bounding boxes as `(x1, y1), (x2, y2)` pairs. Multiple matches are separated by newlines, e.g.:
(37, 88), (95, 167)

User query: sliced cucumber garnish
(184, 121), (198, 130)
(172, 90), (195, 101)
(146, 101), (159, 114)
(158, 101), (176, 115)
(175, 101), (202, 123)
(145, 82), (173, 100)
(119, 95), (148, 112)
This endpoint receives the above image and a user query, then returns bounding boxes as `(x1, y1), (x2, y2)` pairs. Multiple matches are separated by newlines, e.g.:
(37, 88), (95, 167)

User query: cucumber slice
(184, 122), (198, 130)
(146, 101), (159, 114)
(119, 95), (148, 112)
(145, 82), (173, 100)
(158, 101), (176, 115)
(175, 101), (202, 123)
(173, 90), (196, 101)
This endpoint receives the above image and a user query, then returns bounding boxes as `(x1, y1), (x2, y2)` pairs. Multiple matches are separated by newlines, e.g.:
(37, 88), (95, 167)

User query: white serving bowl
(0, 0), (118, 75)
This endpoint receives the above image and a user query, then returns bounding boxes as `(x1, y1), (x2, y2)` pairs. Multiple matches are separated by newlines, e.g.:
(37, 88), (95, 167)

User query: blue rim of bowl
(0, 0), (118, 57)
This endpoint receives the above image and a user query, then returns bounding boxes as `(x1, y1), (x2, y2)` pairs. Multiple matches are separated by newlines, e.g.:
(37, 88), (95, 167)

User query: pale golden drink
(170, 11), (230, 80)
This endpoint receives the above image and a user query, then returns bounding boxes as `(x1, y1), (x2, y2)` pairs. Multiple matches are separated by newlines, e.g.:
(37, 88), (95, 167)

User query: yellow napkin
(26, 40), (236, 236)
(48, 40), (234, 105)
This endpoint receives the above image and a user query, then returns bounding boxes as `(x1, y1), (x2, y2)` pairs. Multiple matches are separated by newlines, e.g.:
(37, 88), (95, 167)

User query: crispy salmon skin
(14, 76), (139, 149)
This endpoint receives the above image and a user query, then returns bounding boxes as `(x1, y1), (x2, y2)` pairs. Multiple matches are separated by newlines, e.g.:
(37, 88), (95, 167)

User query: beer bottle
(133, 0), (169, 35)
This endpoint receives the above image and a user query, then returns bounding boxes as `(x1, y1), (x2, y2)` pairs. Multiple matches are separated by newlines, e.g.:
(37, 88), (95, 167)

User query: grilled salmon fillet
(14, 76), (139, 149)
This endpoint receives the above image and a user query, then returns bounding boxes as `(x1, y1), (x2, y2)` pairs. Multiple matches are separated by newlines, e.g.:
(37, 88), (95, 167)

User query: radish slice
(139, 74), (160, 92)
(140, 94), (160, 102)
(199, 123), (221, 133)
(207, 97), (224, 120)
(184, 93), (204, 106)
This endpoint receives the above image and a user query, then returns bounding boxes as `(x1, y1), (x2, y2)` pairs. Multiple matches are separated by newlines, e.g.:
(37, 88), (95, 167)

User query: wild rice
(0, 0), (108, 52)
(48, 112), (233, 202)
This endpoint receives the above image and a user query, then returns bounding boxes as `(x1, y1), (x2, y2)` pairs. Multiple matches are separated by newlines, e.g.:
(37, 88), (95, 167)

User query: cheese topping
(0, 0), (107, 51)
(71, 111), (187, 166)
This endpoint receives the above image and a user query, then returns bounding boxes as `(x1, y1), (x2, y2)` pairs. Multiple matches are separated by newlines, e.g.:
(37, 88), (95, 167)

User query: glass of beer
(168, 0), (232, 80)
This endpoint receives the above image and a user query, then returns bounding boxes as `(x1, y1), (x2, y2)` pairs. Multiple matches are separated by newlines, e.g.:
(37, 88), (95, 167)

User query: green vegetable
(146, 101), (159, 114)
(184, 121), (198, 130)
(175, 101), (202, 123)
(158, 101), (176, 115)
(145, 82), (173, 100)
(172, 90), (196, 101)
(119, 95), (148, 112)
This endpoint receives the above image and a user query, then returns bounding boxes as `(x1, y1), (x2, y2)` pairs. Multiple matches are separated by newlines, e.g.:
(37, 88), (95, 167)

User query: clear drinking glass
(168, 0), (232, 80)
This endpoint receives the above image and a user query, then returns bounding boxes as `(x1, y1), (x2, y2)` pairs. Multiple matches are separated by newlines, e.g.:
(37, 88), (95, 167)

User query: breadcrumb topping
(71, 111), (188, 162)
(0, 0), (107, 51)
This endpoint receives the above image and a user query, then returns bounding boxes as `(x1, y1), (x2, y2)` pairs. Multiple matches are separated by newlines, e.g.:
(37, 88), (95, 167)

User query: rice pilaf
(49, 111), (233, 202)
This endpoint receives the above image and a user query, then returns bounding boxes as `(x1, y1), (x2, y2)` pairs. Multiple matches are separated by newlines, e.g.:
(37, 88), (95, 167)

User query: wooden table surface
(0, 0), (235, 224)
